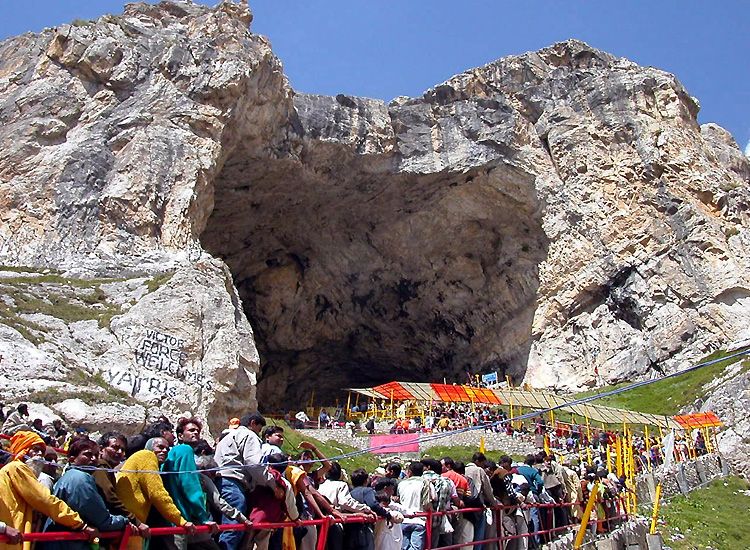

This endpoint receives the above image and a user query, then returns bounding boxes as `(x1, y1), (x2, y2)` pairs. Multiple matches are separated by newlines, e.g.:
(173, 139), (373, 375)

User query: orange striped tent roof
(673, 412), (723, 429)
(348, 381), (682, 429)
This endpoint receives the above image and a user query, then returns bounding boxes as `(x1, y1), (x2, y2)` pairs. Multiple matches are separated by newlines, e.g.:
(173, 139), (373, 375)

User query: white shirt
(398, 476), (432, 526)
(374, 503), (406, 550)
(260, 443), (283, 463)
(318, 479), (370, 513)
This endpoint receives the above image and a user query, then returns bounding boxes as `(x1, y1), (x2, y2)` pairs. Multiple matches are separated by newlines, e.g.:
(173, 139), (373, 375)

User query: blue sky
(2, 1), (748, 153)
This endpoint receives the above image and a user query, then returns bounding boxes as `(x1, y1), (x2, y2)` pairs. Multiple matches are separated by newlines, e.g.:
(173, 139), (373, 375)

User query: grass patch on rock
(65, 368), (133, 402)
(25, 386), (131, 406)
(573, 348), (750, 415)
(660, 476), (750, 549)
(24, 369), (136, 407)
(0, 272), (124, 332)
(146, 271), (175, 293)
(0, 301), (48, 344)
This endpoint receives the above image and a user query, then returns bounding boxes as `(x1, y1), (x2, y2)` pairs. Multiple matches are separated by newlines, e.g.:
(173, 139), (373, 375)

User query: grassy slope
(421, 444), (526, 464)
(573, 348), (749, 416)
(659, 476), (750, 549)
(264, 420), (380, 472)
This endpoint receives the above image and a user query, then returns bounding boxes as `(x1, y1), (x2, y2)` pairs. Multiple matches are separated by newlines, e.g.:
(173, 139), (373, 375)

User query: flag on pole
(479, 436), (486, 454)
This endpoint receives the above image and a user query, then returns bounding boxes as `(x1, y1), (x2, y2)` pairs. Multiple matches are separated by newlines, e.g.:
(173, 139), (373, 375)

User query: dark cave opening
(200, 142), (548, 411)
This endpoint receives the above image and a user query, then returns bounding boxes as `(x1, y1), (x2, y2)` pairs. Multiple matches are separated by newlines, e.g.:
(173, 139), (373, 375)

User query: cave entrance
(200, 140), (547, 412)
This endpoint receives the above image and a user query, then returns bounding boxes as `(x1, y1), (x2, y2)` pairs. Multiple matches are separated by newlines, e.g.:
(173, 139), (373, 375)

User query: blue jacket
(41, 468), (128, 550)
(516, 465), (545, 496)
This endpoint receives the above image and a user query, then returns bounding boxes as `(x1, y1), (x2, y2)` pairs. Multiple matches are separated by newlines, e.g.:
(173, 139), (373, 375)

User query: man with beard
(0, 431), (97, 550)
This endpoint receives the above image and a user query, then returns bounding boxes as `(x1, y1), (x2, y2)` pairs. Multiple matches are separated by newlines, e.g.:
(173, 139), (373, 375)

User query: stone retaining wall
(297, 427), (537, 458)
(543, 518), (649, 550)
(635, 453), (728, 504)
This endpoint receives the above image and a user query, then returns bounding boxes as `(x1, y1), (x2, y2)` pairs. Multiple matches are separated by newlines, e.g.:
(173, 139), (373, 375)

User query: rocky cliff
(0, 2), (748, 445)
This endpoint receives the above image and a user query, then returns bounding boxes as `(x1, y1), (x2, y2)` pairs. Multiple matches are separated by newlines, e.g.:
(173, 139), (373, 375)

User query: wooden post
(574, 481), (600, 549)
(649, 482), (663, 535)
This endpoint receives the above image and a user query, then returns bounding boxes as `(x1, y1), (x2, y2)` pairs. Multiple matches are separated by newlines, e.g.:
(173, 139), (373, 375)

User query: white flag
(663, 429), (675, 470)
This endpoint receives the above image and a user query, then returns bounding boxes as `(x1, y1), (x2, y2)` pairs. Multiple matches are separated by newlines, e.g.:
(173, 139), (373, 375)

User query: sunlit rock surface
(0, 2), (748, 446)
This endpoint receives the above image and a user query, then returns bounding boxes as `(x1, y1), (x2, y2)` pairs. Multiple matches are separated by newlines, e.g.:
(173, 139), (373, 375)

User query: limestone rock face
(204, 40), (750, 406)
(0, 1), (271, 435)
(0, 0), (291, 275)
(0, 261), (257, 436)
(0, 2), (748, 449)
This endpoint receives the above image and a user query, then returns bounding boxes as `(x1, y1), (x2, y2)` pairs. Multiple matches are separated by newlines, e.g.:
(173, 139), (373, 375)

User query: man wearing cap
(215, 412), (278, 550)
(0, 431), (97, 550)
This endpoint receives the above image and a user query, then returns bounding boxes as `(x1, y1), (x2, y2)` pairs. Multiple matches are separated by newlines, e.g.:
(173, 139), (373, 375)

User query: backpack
(426, 474), (453, 511)
(464, 474), (480, 503)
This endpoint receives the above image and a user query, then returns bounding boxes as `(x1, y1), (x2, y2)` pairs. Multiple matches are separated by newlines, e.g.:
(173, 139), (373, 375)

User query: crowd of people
(0, 401), (639, 550)
(374, 403), (709, 475)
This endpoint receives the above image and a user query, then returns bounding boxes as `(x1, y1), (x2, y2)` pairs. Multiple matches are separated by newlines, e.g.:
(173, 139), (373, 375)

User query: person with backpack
(421, 459), (459, 547)
(490, 459), (523, 550)
(440, 457), (471, 548)
(465, 453), (498, 550)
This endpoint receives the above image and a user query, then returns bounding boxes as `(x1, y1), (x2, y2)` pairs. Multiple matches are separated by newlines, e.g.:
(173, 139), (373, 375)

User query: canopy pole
(574, 481), (600, 549)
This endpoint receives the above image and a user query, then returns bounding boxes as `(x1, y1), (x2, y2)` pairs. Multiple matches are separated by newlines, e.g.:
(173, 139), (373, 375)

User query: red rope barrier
(0, 498), (630, 547)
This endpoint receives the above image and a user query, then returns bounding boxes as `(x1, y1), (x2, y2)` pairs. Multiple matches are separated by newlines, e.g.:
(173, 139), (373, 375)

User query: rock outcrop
(0, 1), (275, 431)
(0, 1), (748, 444)
(0, 260), (257, 436)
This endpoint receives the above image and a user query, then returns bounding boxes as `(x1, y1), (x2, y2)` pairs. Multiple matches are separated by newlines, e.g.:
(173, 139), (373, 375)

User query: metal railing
(0, 496), (629, 549)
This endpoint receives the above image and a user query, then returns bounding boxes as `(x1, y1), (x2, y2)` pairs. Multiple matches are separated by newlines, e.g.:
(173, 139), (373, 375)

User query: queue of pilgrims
(1, 404), (632, 550)
(385, 403), (706, 470)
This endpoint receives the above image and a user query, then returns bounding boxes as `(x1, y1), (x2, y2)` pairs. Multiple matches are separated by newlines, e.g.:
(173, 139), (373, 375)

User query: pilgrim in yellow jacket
(116, 449), (187, 550)
(0, 461), (85, 550)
